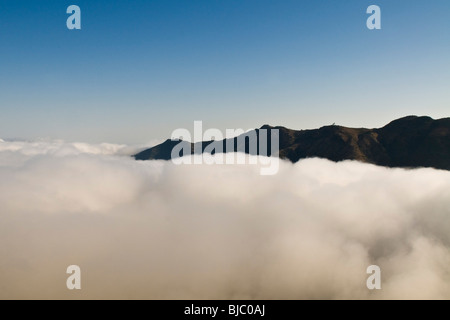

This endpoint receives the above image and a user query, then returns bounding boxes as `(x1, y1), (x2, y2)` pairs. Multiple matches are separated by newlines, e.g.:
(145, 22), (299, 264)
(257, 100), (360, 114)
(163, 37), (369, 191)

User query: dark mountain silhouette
(134, 116), (450, 170)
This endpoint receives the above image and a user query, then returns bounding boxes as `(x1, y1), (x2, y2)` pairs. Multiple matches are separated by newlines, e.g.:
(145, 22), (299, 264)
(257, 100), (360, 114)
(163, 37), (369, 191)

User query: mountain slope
(134, 116), (450, 170)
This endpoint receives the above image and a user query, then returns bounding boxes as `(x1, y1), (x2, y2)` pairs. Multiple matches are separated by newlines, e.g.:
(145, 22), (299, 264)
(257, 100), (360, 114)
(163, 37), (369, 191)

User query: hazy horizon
(1, 114), (447, 146)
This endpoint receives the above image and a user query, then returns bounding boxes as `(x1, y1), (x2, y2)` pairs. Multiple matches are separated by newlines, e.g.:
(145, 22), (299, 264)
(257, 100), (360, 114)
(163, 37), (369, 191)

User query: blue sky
(0, 0), (449, 143)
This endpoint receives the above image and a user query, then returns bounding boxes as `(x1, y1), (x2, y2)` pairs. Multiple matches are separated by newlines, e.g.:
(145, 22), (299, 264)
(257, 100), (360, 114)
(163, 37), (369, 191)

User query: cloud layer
(0, 139), (449, 299)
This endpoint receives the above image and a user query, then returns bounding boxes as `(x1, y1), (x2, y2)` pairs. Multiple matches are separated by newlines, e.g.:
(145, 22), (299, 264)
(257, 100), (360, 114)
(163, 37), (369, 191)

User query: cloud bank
(0, 139), (449, 299)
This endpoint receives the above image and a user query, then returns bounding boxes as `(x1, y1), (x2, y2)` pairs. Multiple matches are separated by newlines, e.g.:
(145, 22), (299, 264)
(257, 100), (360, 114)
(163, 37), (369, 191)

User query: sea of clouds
(0, 138), (449, 299)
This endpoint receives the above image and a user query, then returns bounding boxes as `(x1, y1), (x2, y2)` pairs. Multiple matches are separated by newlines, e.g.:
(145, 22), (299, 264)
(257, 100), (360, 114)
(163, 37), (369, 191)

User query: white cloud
(0, 141), (449, 299)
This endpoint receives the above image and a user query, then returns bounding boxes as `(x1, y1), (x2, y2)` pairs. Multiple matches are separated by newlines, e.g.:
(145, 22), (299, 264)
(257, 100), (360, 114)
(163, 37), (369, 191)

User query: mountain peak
(383, 115), (434, 128)
(134, 116), (450, 170)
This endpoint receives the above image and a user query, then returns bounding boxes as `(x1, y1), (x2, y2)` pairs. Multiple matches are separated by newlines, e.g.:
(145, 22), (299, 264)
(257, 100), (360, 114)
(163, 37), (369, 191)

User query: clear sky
(0, 0), (449, 144)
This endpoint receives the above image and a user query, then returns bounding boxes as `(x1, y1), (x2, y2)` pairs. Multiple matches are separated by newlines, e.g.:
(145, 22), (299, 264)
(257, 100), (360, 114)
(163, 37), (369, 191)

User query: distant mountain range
(134, 116), (450, 170)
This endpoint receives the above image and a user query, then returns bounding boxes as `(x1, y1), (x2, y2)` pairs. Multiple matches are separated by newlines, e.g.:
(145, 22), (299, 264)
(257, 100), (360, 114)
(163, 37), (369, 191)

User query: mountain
(134, 116), (450, 170)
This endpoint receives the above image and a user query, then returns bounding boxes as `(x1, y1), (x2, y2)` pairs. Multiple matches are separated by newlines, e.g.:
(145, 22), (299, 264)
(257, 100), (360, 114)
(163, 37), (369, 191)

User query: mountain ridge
(134, 116), (450, 170)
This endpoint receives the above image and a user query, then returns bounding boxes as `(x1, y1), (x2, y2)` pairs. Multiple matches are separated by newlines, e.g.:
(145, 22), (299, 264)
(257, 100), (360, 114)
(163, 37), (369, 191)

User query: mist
(0, 139), (449, 299)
